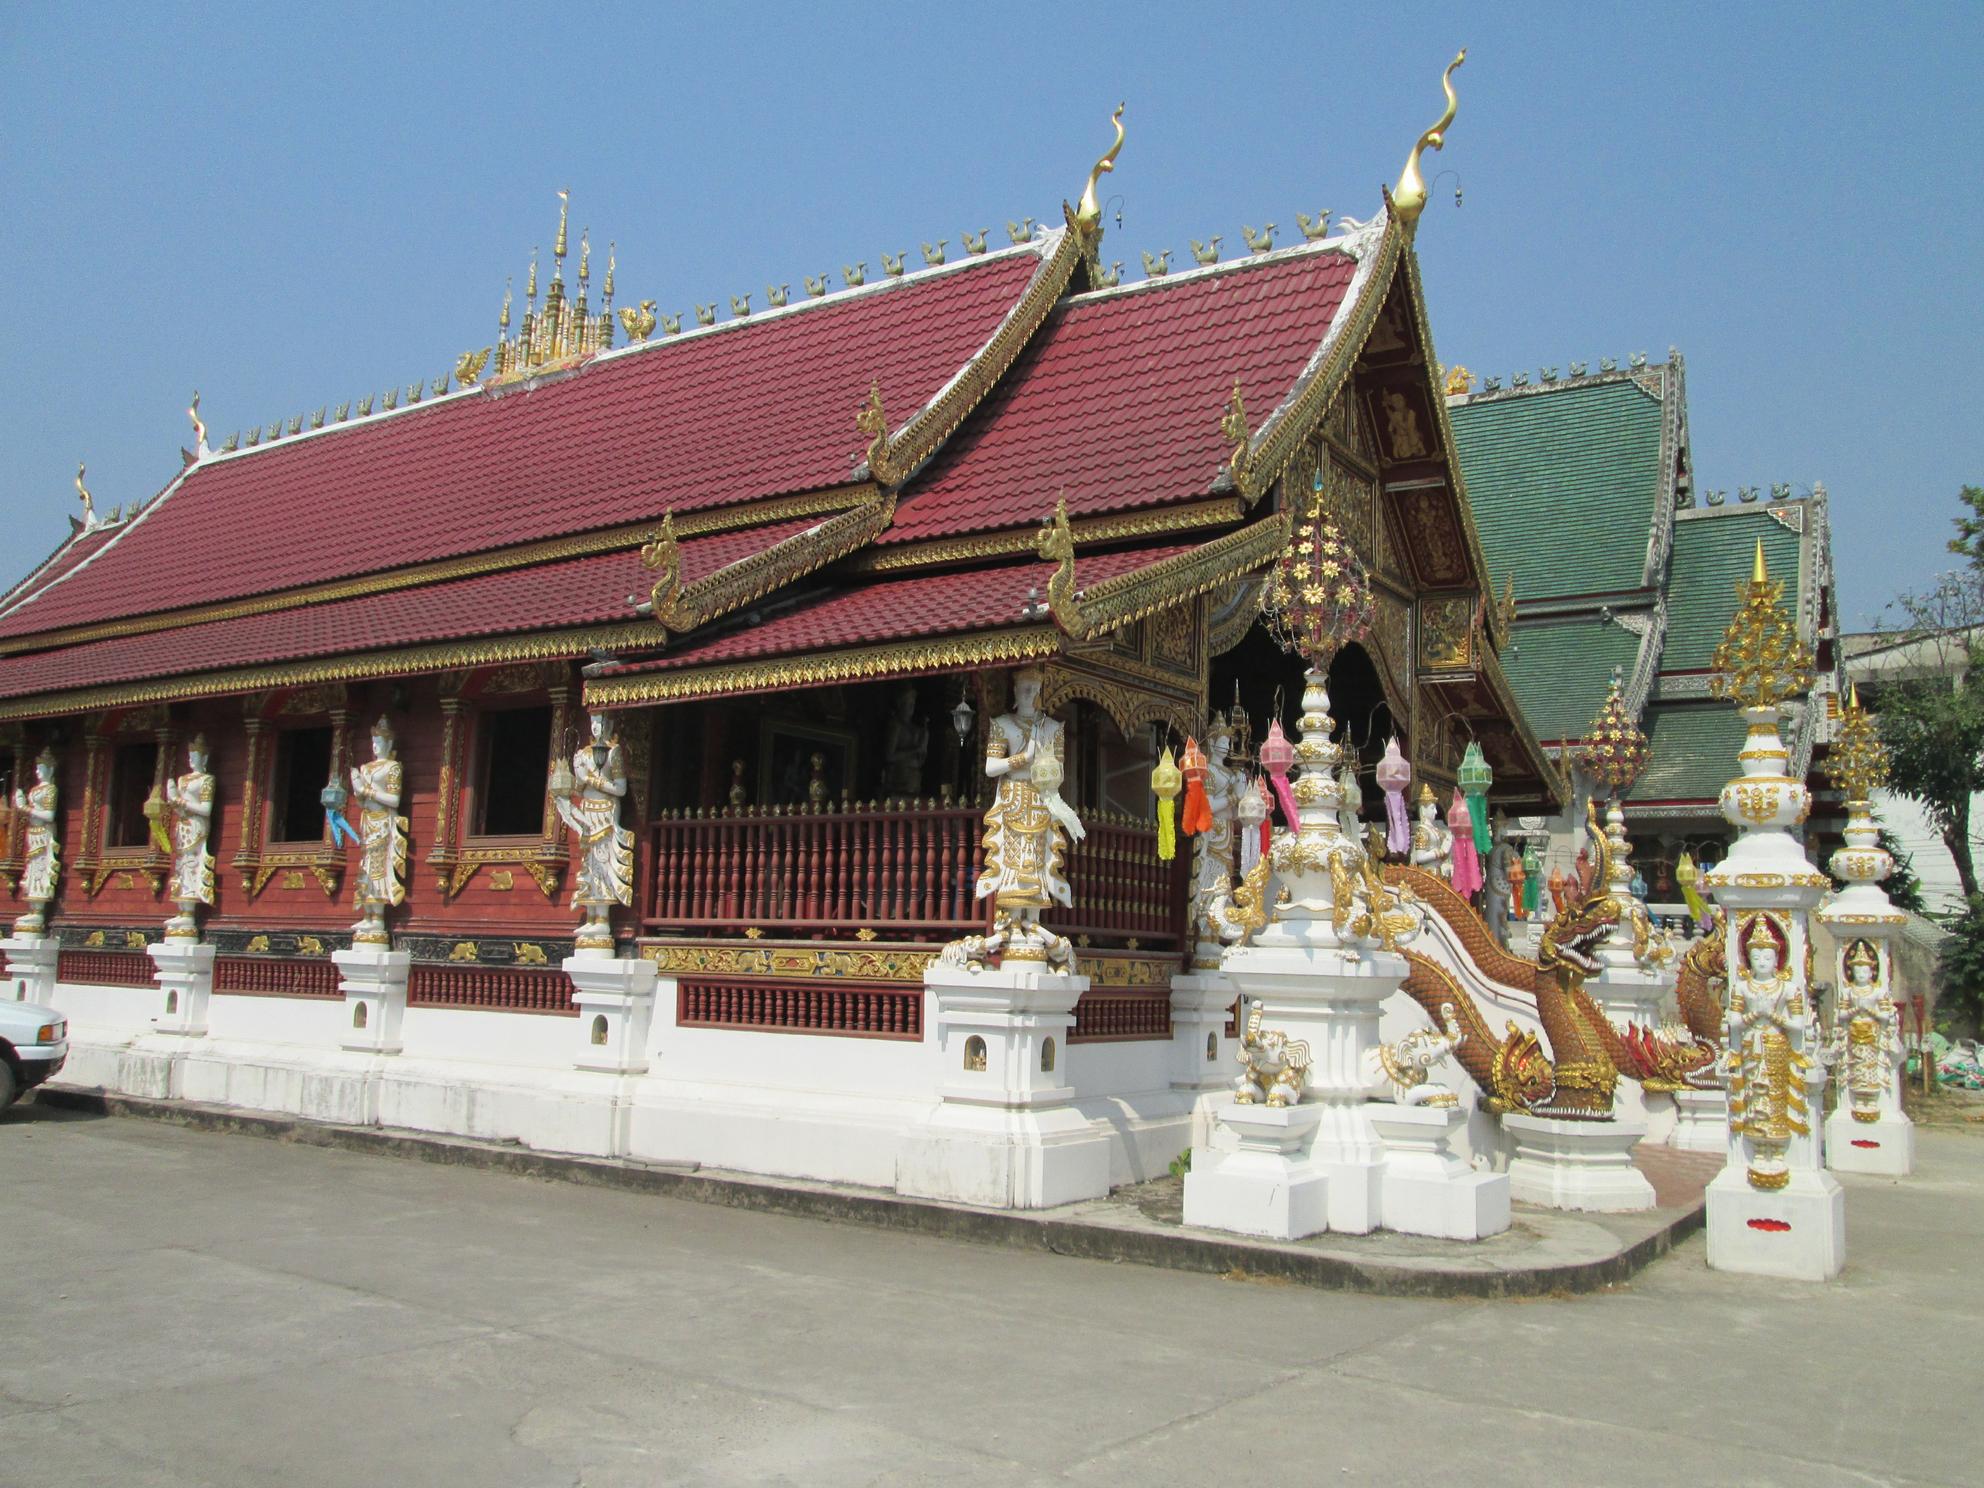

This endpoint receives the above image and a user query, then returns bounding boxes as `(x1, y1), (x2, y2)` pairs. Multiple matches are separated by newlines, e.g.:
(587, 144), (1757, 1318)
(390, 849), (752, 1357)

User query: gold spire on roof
(1072, 102), (1126, 240)
(74, 461), (96, 526)
(1824, 682), (1890, 803)
(1709, 540), (1814, 710)
(486, 193), (624, 382)
(1392, 49), (1466, 235)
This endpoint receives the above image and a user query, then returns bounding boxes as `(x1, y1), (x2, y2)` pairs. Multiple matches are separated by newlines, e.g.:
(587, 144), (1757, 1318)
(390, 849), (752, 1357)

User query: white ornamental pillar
(333, 946), (411, 1055)
(148, 941), (216, 1037)
(1817, 692), (1913, 1176)
(1182, 669), (1507, 1241)
(1701, 546), (1844, 1281)
(1, 933), (59, 1006)
(566, 948), (659, 1074)
(899, 957), (1109, 1209)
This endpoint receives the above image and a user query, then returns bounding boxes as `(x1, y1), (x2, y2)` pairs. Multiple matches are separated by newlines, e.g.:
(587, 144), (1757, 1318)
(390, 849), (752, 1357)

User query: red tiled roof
(0, 249), (1044, 641)
(885, 248), (1360, 542)
(0, 522), (800, 703)
(0, 523), (123, 609)
(603, 543), (1191, 675)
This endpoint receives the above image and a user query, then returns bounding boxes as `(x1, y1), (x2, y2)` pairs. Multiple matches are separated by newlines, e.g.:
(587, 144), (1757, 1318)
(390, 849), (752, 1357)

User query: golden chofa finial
(578, 228), (591, 286)
(1072, 102), (1126, 238)
(554, 189), (570, 266)
(1392, 49), (1466, 235)
(1710, 536), (1813, 711)
(187, 390), (207, 452)
(75, 460), (96, 525)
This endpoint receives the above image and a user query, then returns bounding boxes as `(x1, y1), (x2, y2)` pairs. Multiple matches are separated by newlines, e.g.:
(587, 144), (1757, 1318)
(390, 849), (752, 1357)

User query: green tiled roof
(1499, 617), (1641, 742)
(1628, 703), (1748, 804)
(1663, 513), (1803, 671)
(1451, 380), (1665, 602)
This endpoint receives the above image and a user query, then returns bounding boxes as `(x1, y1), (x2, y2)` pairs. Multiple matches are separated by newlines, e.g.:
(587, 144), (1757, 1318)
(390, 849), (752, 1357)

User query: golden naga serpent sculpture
(1385, 800), (1715, 1118)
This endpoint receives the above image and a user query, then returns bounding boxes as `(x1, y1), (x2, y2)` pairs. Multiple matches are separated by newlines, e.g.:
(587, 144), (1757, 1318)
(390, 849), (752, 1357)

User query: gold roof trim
(1228, 216), (1407, 503)
(643, 492), (896, 634)
(584, 626), (1062, 709)
(848, 497), (1244, 574)
(0, 487), (875, 658)
(1037, 498), (1290, 641)
(859, 106), (1122, 489)
(0, 623), (654, 725)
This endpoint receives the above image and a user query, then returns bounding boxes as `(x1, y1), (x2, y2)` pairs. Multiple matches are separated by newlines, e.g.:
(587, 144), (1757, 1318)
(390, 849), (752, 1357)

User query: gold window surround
(78, 706), (172, 897)
(428, 662), (572, 901)
(233, 686), (352, 902)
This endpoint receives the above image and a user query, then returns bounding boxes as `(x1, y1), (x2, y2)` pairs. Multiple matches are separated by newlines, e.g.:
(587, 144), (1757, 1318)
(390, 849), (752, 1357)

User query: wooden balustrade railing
(56, 950), (154, 987)
(214, 956), (340, 999)
(646, 800), (1186, 948)
(1068, 987), (1173, 1043)
(676, 976), (923, 1040)
(406, 964), (576, 1016)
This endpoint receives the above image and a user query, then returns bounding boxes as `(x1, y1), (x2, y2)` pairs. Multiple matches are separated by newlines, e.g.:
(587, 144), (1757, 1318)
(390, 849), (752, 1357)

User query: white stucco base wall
(42, 976), (1196, 1207)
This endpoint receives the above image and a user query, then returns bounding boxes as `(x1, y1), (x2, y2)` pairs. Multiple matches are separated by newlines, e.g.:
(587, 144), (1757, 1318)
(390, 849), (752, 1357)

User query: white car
(0, 997), (68, 1110)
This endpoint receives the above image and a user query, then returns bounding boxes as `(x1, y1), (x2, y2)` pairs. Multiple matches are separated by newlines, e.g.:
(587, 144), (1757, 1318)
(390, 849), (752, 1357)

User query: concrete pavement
(2, 1100), (1978, 1486)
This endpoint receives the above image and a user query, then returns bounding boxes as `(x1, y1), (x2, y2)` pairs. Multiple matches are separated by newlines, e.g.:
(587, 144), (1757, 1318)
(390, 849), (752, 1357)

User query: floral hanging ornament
(1375, 736), (1412, 856)
(1259, 717), (1300, 827)
(1262, 471), (1375, 667)
(1576, 666), (1650, 802)
(1151, 745), (1182, 861)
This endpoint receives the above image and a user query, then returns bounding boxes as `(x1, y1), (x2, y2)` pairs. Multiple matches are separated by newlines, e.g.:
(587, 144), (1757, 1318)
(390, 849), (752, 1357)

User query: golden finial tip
(1752, 537), (1767, 585)
(1393, 49), (1466, 233)
(1075, 102), (1127, 234)
(1849, 680), (1862, 709)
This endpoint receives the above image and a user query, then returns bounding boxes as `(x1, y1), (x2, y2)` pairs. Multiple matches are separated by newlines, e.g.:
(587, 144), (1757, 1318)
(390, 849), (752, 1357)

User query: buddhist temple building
(5, 69), (1821, 1208)
(1448, 353), (1843, 906)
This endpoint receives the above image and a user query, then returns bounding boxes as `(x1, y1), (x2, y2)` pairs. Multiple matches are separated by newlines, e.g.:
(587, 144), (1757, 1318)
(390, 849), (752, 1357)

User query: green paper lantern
(1459, 740), (1493, 855)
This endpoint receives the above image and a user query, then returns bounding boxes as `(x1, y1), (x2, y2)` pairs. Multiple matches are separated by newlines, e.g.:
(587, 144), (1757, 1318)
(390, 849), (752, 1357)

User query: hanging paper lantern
(1448, 787), (1483, 896)
(1259, 718), (1300, 827)
(1261, 473), (1375, 667)
(1676, 850), (1710, 923)
(1375, 736), (1412, 856)
(1576, 668), (1650, 802)
(1507, 843), (1528, 921)
(1151, 746), (1181, 862)
(1236, 775), (1268, 874)
(1180, 736), (1212, 836)
(1458, 740), (1493, 855)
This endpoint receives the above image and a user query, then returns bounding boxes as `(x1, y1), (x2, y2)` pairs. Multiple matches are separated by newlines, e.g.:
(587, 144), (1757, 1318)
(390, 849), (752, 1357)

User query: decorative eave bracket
(640, 490), (897, 635)
(1035, 495), (1291, 642)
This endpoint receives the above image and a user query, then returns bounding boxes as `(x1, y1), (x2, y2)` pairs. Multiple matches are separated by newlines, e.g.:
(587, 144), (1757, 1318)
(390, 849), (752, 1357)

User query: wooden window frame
(233, 685), (351, 902)
(79, 706), (172, 897)
(428, 663), (571, 902)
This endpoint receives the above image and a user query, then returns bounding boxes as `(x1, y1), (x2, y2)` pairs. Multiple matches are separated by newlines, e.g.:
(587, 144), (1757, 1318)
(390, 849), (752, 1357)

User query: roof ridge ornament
(75, 461), (98, 531)
(1071, 102), (1126, 242)
(1392, 49), (1466, 236)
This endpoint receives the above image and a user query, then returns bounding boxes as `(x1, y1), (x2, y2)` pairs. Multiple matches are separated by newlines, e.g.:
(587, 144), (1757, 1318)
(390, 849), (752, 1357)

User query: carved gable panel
(1393, 488), (1468, 586)
(1417, 594), (1475, 672)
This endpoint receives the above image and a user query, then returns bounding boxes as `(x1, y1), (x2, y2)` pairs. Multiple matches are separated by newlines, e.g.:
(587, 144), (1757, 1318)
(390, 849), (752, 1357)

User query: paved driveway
(2, 1102), (1977, 1487)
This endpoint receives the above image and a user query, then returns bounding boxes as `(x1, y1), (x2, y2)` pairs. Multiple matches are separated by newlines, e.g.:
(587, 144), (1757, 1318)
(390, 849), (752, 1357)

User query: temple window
(104, 740), (159, 848)
(471, 705), (554, 838)
(270, 727), (334, 843)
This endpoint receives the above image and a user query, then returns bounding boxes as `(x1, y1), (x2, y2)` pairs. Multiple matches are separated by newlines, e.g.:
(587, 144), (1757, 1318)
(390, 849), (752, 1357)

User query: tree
(1944, 483), (1984, 569)
(1868, 507), (1984, 901)
(1877, 826), (1926, 914)
(1937, 896), (1984, 1035)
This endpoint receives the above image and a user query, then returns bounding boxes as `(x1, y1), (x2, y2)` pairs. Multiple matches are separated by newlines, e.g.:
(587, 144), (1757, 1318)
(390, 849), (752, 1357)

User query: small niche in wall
(1206, 1032), (1218, 1062)
(1040, 1037), (1055, 1073)
(590, 1015), (609, 1046)
(963, 1035), (987, 1072)
(353, 1002), (368, 1030)
(165, 990), (178, 1015)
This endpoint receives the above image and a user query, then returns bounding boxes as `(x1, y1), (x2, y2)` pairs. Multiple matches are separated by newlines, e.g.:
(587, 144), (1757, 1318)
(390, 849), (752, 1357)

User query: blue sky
(3, 2), (1977, 629)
